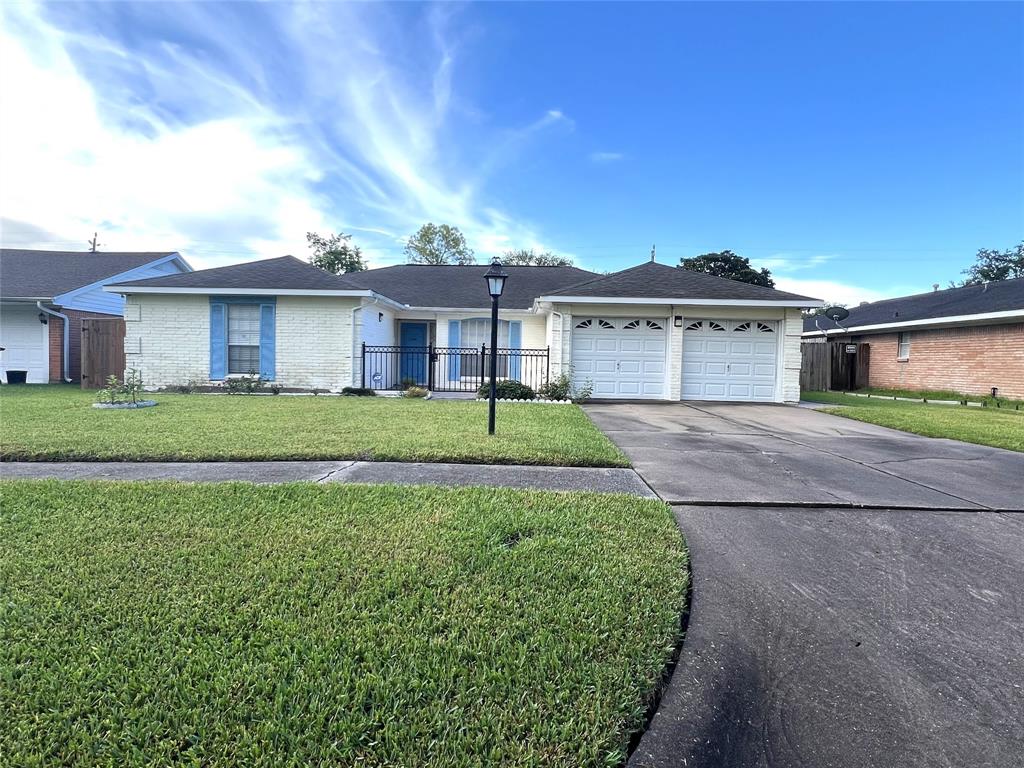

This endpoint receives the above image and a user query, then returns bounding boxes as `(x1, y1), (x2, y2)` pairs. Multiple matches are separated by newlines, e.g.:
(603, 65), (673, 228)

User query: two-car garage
(570, 314), (780, 402)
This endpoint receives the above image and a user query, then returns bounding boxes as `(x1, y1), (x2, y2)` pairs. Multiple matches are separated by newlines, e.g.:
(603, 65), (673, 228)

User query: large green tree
(306, 231), (366, 274)
(404, 223), (475, 265)
(959, 242), (1023, 285)
(679, 250), (775, 288)
(501, 248), (574, 267)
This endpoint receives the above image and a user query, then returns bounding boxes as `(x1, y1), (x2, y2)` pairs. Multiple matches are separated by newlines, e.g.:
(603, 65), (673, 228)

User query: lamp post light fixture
(484, 258), (508, 435)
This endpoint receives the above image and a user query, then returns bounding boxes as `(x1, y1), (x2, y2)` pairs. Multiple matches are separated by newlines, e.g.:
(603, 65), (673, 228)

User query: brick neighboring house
(0, 249), (191, 383)
(803, 278), (1024, 400)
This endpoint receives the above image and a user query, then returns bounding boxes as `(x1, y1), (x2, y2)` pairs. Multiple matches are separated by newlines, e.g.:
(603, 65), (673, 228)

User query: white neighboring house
(0, 249), (191, 384)
(104, 255), (823, 402)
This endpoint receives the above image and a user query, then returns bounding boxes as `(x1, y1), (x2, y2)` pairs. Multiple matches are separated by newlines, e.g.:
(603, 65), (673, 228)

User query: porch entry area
(362, 340), (550, 393)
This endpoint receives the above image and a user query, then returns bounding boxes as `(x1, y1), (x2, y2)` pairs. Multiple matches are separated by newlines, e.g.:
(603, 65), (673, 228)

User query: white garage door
(0, 306), (49, 383)
(682, 319), (778, 401)
(571, 316), (667, 399)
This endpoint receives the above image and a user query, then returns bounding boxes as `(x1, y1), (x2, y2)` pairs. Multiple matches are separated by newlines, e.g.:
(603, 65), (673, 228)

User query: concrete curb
(0, 460), (656, 498)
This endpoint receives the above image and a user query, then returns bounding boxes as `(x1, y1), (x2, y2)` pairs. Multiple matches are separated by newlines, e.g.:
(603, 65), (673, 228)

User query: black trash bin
(4, 370), (28, 384)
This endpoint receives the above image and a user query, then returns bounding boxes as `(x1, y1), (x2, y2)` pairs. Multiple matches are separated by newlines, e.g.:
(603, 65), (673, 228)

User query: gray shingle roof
(110, 255), (354, 292)
(336, 264), (599, 309)
(545, 261), (821, 302)
(0, 248), (179, 299)
(803, 277), (1024, 333)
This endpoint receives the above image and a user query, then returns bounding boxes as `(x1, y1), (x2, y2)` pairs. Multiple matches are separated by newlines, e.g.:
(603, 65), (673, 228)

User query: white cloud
(0, 2), (566, 269)
(756, 254), (835, 273)
(773, 277), (912, 306)
(590, 151), (623, 163)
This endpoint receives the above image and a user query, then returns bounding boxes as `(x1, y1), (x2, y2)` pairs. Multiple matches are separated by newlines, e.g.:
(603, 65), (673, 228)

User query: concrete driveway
(585, 402), (1024, 510)
(584, 403), (1024, 767)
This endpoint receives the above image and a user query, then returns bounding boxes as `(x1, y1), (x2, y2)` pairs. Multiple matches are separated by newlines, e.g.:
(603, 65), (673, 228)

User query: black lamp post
(484, 258), (508, 435)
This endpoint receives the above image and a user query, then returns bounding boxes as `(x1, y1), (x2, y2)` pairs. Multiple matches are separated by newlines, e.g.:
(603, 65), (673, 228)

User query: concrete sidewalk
(0, 460), (656, 497)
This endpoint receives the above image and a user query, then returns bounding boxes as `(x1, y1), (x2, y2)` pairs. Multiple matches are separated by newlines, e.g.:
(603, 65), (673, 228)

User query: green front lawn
(0, 481), (687, 767)
(0, 385), (627, 466)
(848, 386), (1024, 407)
(803, 391), (1024, 452)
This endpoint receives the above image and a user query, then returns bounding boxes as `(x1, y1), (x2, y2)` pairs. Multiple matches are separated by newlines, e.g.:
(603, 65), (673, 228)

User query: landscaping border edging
(92, 400), (158, 410)
(474, 398), (573, 405)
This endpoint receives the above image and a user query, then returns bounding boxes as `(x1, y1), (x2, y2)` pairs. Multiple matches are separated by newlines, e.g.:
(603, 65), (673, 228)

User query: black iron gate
(362, 344), (550, 393)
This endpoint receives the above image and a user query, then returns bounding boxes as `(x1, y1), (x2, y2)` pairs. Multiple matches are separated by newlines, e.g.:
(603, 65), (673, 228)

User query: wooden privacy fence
(800, 341), (869, 392)
(81, 318), (126, 389)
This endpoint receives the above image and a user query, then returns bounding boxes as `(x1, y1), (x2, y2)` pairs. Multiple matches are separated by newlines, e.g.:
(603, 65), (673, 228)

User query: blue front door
(400, 323), (429, 385)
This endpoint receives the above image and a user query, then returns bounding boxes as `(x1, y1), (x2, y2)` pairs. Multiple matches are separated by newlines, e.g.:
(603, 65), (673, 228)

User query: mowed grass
(853, 386), (1024, 407)
(0, 385), (627, 466)
(802, 391), (1024, 452)
(0, 481), (686, 767)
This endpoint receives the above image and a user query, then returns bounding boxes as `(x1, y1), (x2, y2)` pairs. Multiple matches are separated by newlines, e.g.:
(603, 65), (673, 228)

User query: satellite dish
(824, 306), (850, 323)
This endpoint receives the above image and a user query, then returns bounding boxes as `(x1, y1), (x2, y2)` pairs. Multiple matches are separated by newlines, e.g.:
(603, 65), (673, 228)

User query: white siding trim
(802, 308), (1024, 337)
(538, 296), (823, 307)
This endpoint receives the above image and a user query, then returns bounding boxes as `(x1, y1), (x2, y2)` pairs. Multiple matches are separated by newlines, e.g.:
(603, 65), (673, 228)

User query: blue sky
(1, 1), (1021, 304)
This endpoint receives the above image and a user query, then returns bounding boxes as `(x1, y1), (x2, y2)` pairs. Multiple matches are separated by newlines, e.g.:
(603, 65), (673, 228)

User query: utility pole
(88, 232), (101, 253)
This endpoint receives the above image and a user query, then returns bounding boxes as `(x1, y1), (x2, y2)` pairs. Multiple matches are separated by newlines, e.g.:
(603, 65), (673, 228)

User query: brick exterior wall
(275, 296), (359, 389)
(124, 293), (361, 390)
(46, 308), (121, 382)
(850, 323), (1024, 400)
(47, 315), (63, 382)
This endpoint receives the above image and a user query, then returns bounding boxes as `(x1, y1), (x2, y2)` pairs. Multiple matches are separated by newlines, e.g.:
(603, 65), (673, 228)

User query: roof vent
(932, 283), (939, 292)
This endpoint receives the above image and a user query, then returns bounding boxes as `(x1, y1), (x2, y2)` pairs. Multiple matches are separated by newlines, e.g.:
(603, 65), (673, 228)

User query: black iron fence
(362, 344), (550, 393)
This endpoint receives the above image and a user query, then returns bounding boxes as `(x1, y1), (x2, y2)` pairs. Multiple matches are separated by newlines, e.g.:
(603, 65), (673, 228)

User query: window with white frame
(228, 304), (261, 374)
(460, 318), (510, 349)
(459, 318), (510, 377)
(897, 332), (911, 360)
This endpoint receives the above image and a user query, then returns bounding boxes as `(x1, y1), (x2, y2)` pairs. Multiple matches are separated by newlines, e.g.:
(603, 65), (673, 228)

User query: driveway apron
(584, 402), (1024, 510)
(583, 403), (1024, 767)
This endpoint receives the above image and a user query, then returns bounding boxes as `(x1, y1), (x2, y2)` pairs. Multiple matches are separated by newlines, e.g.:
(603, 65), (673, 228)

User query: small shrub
(571, 378), (594, 404)
(269, 384), (282, 395)
(400, 377), (419, 391)
(403, 386), (429, 399)
(226, 372), (266, 394)
(96, 374), (122, 405)
(477, 380), (536, 400)
(341, 387), (377, 397)
(122, 369), (145, 404)
(537, 371), (593, 403)
(174, 379), (201, 395)
(538, 374), (571, 401)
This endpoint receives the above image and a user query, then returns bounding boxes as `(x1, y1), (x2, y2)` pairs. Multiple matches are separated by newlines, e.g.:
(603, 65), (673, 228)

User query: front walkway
(0, 460), (656, 497)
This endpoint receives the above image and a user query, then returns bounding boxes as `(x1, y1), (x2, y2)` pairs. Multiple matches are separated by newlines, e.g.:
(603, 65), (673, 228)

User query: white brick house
(106, 256), (822, 403)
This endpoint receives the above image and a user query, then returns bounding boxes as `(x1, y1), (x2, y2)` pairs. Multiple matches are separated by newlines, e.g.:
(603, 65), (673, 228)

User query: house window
(897, 332), (911, 360)
(460, 318), (509, 377)
(227, 304), (261, 374)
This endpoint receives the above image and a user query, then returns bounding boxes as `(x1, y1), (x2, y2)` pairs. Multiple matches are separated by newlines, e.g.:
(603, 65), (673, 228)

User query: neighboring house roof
(803, 277), (1024, 335)
(541, 261), (821, 304)
(108, 255), (374, 296)
(0, 249), (182, 299)
(336, 264), (598, 309)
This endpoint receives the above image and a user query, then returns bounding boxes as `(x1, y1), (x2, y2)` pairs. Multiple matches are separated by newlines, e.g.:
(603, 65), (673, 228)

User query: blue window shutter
(209, 301), (226, 380)
(259, 303), (276, 380)
(509, 320), (522, 380)
(447, 320), (461, 379)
